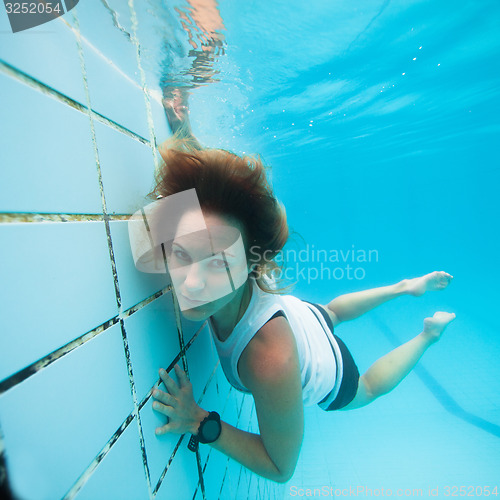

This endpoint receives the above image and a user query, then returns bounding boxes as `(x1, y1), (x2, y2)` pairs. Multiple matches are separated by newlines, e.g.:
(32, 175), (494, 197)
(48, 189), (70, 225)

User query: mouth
(181, 294), (206, 307)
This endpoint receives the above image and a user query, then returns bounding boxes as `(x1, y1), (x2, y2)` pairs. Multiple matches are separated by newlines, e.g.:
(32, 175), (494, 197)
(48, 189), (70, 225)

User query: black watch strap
(188, 411), (221, 452)
(187, 434), (199, 452)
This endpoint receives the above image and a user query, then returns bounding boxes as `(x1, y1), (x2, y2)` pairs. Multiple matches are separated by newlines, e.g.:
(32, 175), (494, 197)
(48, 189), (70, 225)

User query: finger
(174, 364), (190, 389)
(155, 423), (174, 436)
(152, 400), (174, 417)
(152, 388), (177, 408)
(159, 368), (179, 396)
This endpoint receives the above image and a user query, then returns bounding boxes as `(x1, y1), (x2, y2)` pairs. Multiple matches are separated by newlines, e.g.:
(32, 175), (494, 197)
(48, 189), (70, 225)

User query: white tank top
(208, 277), (343, 408)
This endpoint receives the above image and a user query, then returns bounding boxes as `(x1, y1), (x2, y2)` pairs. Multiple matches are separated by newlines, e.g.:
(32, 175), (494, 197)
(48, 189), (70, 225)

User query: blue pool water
(174, 0), (500, 495)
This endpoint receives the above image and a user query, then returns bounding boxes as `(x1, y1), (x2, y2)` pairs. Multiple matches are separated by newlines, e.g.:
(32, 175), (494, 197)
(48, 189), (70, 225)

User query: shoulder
(237, 314), (300, 392)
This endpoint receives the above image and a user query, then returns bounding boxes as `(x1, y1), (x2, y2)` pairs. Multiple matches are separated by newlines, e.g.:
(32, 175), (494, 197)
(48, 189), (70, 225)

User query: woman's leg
(340, 311), (456, 411)
(324, 271), (453, 326)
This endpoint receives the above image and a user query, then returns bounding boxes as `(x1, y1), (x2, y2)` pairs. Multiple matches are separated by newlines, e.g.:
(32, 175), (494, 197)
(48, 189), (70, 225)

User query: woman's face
(167, 210), (251, 320)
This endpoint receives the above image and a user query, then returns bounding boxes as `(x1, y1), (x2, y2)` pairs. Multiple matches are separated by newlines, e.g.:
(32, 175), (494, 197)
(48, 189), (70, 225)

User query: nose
(183, 262), (206, 293)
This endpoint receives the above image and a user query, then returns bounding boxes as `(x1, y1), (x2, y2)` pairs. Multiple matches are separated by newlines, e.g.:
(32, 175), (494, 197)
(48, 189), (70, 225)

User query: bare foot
(422, 311), (456, 343)
(406, 271), (454, 297)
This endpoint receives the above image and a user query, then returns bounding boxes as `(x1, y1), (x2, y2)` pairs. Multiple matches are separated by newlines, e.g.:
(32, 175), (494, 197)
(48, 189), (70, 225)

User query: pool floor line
(372, 313), (500, 439)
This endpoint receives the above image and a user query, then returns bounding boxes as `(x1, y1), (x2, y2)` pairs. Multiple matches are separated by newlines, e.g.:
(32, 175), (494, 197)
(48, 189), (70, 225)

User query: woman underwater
(148, 91), (456, 483)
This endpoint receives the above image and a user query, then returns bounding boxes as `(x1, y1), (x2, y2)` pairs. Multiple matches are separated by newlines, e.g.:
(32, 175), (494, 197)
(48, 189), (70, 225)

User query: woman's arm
(211, 315), (304, 482)
(152, 316), (304, 483)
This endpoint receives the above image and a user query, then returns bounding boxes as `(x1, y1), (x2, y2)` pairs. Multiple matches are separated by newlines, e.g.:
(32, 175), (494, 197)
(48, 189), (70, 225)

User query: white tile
(0, 73), (102, 214)
(221, 387), (240, 427)
(87, 0), (133, 34)
(180, 313), (207, 349)
(219, 461), (245, 500)
(109, 220), (170, 312)
(186, 324), (219, 404)
(128, 1), (173, 144)
(154, 443), (199, 500)
(73, 0), (140, 86)
(236, 467), (250, 499)
(0, 221), (118, 381)
(0, 323), (133, 500)
(0, 16), (86, 103)
(201, 448), (229, 500)
(125, 294), (181, 402)
(238, 394), (256, 428)
(76, 421), (149, 500)
(81, 31), (149, 139)
(139, 393), (182, 488)
(247, 473), (262, 500)
(94, 121), (155, 215)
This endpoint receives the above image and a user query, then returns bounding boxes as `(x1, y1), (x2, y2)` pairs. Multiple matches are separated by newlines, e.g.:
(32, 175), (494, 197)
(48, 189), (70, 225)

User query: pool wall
(0, 4), (284, 499)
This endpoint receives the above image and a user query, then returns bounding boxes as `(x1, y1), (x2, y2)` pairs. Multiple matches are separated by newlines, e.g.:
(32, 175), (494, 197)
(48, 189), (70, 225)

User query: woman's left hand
(151, 364), (208, 436)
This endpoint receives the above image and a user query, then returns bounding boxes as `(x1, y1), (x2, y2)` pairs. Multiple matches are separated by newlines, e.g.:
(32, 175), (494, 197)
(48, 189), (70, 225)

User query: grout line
(156, 359), (218, 499)
(230, 396), (247, 496)
(128, 0), (161, 173)
(151, 434), (186, 497)
(235, 463), (245, 499)
(137, 322), (209, 413)
(139, 321), (209, 498)
(0, 315), (118, 394)
(215, 387), (246, 499)
(0, 213), (133, 224)
(217, 456), (232, 500)
(73, 9), (122, 317)
(0, 59), (150, 146)
(194, 447), (207, 500)
(196, 359), (220, 406)
(246, 464), (255, 500)
(62, 413), (136, 499)
(57, 11), (163, 108)
(0, 422), (14, 498)
(0, 287), (171, 395)
(118, 317), (154, 499)
(122, 287), (172, 321)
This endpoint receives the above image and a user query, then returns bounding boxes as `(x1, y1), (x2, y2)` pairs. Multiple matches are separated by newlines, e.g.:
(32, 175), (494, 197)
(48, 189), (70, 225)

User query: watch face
(202, 419), (221, 442)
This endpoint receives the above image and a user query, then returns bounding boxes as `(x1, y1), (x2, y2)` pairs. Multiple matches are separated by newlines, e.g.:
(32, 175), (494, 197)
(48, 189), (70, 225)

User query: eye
(210, 258), (228, 270)
(173, 249), (191, 262)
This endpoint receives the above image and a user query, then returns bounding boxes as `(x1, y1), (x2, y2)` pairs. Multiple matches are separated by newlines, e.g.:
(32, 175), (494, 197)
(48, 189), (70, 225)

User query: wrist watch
(188, 411), (221, 452)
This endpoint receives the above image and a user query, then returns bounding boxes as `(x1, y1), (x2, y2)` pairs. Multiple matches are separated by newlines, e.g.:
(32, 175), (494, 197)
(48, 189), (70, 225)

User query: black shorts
(303, 301), (360, 411)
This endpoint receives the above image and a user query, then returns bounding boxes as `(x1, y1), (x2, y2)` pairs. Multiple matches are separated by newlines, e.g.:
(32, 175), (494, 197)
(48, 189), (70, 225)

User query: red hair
(150, 136), (293, 294)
